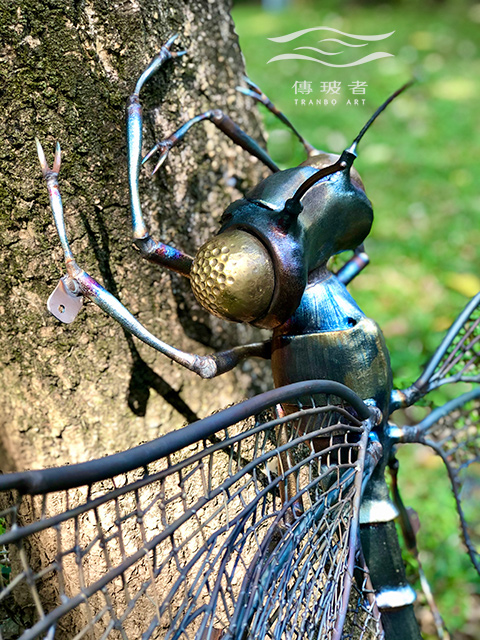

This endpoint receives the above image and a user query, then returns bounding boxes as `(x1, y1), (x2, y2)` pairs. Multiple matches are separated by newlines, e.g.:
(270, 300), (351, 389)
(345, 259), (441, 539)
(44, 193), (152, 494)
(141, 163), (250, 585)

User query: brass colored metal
(272, 317), (393, 417)
(191, 228), (275, 323)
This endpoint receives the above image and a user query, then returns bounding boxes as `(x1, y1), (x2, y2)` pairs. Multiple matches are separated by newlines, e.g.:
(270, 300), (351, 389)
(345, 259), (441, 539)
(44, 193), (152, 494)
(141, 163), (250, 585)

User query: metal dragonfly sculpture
(0, 35), (478, 640)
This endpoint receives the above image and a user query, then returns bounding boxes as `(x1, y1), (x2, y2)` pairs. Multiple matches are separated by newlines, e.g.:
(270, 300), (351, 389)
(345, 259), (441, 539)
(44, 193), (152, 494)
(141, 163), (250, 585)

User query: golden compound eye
(191, 229), (275, 323)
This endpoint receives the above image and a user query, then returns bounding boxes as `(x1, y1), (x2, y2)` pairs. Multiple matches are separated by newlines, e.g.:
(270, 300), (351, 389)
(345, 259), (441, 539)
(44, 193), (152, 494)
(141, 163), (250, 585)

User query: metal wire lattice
(341, 552), (384, 640)
(421, 295), (480, 393)
(0, 381), (376, 640)
(419, 395), (480, 575)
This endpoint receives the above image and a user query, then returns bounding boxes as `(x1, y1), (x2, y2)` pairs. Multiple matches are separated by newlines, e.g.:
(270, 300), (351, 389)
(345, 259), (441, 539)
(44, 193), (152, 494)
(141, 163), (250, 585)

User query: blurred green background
(232, 1), (479, 638)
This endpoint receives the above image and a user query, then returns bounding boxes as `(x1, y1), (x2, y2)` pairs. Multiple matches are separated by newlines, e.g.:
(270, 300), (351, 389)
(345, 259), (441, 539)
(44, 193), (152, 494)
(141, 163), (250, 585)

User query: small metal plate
(47, 279), (83, 324)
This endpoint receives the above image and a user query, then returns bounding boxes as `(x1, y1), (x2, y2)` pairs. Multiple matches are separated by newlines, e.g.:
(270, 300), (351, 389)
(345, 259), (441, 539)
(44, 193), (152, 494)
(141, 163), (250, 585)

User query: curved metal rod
(423, 439), (480, 576)
(143, 109), (279, 176)
(126, 35), (193, 276)
(391, 386), (480, 443)
(417, 291), (480, 386)
(0, 417), (363, 546)
(36, 140), (274, 379)
(0, 380), (371, 495)
(335, 244), (370, 285)
(391, 291), (480, 410)
(387, 385), (480, 576)
(236, 76), (319, 157)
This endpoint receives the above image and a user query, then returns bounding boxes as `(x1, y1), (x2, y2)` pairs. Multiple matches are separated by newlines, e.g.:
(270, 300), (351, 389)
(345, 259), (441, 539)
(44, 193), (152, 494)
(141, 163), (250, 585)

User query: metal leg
(127, 39), (278, 276)
(335, 244), (370, 285)
(389, 457), (450, 639)
(237, 76), (320, 157)
(142, 109), (279, 175)
(389, 291), (480, 411)
(37, 138), (271, 378)
(126, 35), (193, 278)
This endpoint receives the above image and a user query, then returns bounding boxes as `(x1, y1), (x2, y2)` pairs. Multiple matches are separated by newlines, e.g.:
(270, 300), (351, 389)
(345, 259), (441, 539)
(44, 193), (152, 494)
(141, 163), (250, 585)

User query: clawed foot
(132, 35), (187, 175)
(133, 33), (187, 97)
(142, 139), (172, 175)
(162, 33), (187, 60)
(35, 138), (61, 178)
(35, 138), (75, 266)
(35, 139), (85, 323)
(236, 76), (271, 106)
(236, 76), (319, 157)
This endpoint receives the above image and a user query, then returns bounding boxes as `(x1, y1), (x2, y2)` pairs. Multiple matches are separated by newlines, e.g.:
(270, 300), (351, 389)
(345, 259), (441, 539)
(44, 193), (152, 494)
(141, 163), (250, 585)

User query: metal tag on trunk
(47, 278), (83, 323)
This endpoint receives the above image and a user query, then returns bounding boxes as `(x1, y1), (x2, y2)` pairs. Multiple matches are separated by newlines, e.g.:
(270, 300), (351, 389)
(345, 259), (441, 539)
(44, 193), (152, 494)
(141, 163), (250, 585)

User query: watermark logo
(267, 27), (395, 67)
(291, 80), (368, 107)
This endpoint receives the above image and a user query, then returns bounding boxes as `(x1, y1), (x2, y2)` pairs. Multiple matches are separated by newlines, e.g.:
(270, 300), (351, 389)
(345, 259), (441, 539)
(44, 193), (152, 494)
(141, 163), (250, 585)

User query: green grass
(232, 1), (479, 383)
(232, 1), (480, 635)
(395, 444), (479, 637)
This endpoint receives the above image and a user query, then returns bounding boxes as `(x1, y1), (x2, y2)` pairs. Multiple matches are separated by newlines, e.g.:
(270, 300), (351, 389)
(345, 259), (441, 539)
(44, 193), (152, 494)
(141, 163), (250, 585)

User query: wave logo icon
(267, 27), (395, 67)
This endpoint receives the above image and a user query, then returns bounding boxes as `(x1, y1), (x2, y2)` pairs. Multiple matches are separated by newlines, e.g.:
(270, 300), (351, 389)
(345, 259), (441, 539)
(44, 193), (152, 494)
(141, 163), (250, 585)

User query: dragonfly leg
(37, 139), (271, 378)
(237, 76), (320, 157)
(126, 35), (193, 277)
(142, 109), (279, 175)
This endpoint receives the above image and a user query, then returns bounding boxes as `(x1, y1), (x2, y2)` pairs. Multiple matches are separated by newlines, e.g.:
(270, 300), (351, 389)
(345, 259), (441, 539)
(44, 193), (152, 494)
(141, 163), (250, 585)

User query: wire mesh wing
(0, 381), (377, 640)
(228, 417), (380, 640)
(411, 291), (480, 398)
(341, 550), (384, 640)
(399, 386), (480, 576)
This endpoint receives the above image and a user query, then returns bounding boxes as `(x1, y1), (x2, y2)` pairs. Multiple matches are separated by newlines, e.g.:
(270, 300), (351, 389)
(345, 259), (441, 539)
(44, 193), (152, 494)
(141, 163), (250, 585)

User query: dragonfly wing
(392, 291), (480, 411)
(396, 386), (480, 576)
(341, 549), (385, 640)
(418, 291), (480, 393)
(0, 381), (379, 640)
(228, 413), (380, 640)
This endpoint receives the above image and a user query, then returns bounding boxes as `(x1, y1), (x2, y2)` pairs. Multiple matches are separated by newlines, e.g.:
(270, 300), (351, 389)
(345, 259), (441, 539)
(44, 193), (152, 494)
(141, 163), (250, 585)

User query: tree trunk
(0, 0), (271, 472)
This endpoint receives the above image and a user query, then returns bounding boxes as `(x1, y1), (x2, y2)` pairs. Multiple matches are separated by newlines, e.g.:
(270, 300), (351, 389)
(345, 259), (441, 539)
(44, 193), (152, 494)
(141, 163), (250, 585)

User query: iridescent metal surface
(272, 269), (392, 418)
(242, 157), (373, 272)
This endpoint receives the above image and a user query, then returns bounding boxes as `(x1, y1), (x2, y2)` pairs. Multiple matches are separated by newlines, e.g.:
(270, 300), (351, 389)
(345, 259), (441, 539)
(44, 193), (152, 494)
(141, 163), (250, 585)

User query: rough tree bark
(0, 0), (271, 473)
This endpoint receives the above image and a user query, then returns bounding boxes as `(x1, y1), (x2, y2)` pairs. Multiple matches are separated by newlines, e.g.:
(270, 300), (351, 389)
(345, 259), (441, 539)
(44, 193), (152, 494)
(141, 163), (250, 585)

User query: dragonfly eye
(191, 228), (275, 324)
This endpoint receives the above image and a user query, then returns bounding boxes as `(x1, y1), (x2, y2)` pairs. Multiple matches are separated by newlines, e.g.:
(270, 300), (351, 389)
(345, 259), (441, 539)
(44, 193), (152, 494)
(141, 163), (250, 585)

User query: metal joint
(385, 423), (421, 444)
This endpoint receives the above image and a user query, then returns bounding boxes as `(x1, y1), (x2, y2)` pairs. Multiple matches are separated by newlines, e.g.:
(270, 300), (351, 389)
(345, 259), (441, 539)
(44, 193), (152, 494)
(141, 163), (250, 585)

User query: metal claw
(35, 137), (49, 177)
(164, 33), (179, 49)
(141, 141), (170, 173)
(133, 36), (187, 97)
(235, 86), (257, 100)
(53, 141), (61, 174)
(142, 142), (161, 165)
(151, 147), (169, 175)
(36, 138), (78, 271)
(36, 139), (84, 322)
(243, 76), (262, 95)
(35, 137), (61, 178)
(35, 138), (62, 178)
(163, 35), (187, 59)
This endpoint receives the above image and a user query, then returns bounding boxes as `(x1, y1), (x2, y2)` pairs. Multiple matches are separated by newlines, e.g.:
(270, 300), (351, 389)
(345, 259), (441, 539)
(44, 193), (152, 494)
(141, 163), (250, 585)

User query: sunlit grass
(233, 1), (480, 635)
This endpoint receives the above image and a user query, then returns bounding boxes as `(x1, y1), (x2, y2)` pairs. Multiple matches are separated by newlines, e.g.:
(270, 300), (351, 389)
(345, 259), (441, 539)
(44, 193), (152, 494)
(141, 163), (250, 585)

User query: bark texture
(0, 0), (271, 473)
